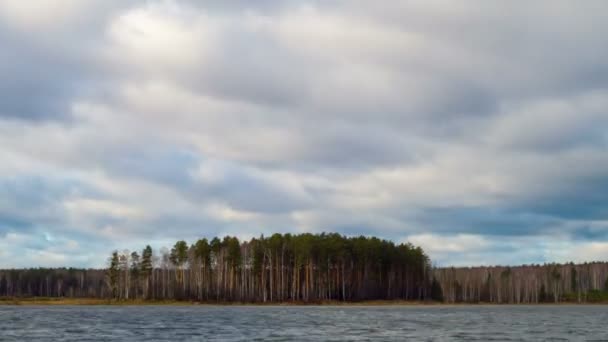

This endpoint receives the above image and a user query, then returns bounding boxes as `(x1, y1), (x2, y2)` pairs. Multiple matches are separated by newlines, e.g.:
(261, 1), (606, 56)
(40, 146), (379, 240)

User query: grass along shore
(0, 297), (435, 306)
(2, 297), (608, 306)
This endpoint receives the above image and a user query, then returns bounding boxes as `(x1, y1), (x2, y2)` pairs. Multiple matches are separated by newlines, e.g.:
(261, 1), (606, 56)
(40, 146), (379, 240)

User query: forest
(0, 233), (430, 302)
(1, 232), (608, 304)
(433, 262), (608, 303)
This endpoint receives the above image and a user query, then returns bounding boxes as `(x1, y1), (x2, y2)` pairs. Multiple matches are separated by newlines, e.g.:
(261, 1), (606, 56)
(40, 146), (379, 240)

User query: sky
(1, 0), (608, 268)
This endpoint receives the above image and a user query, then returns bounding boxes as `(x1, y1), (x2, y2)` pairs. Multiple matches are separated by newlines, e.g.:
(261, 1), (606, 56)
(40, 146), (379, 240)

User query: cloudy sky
(1, 0), (607, 268)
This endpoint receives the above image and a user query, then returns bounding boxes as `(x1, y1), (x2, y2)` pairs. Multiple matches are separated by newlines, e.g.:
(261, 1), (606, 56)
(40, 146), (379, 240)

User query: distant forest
(1, 233), (608, 303)
(434, 263), (608, 303)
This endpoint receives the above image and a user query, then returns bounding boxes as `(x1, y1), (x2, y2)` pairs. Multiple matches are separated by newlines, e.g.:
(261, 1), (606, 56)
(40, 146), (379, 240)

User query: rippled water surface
(1, 305), (607, 341)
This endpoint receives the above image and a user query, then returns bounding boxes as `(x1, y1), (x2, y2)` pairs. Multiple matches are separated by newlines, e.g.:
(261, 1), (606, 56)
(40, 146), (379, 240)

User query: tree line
(0, 268), (105, 298)
(433, 262), (608, 303)
(2, 233), (608, 303)
(1, 233), (431, 302)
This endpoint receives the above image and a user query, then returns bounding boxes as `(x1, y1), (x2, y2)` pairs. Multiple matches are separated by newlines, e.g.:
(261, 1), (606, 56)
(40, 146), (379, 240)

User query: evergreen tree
(106, 251), (120, 299)
(170, 241), (189, 297)
(570, 267), (577, 292)
(170, 241), (189, 268)
(430, 277), (443, 302)
(140, 245), (153, 299)
(141, 246), (153, 275)
(539, 284), (547, 303)
(130, 251), (141, 298)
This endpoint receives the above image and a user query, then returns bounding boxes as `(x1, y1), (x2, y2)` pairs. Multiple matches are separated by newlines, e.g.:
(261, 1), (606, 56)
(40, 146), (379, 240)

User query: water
(1, 305), (607, 341)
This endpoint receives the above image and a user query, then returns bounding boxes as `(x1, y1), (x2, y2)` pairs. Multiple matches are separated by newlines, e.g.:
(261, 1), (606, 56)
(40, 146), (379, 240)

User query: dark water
(1, 305), (607, 341)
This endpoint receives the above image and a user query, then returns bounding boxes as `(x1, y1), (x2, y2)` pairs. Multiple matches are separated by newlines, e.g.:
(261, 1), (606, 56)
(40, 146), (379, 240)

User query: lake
(1, 305), (607, 341)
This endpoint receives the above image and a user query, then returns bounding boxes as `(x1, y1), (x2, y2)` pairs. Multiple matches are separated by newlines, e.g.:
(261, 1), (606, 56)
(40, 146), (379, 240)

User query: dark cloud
(109, 148), (200, 187)
(522, 175), (608, 221)
(0, 1), (133, 121)
(0, 176), (83, 234)
(193, 161), (312, 214)
(0, 30), (78, 120)
(411, 207), (561, 237)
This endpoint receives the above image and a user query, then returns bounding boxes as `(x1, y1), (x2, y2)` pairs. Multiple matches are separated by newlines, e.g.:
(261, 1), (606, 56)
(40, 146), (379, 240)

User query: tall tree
(130, 251), (141, 299)
(193, 239), (210, 300)
(170, 241), (189, 297)
(106, 251), (120, 299)
(140, 245), (153, 299)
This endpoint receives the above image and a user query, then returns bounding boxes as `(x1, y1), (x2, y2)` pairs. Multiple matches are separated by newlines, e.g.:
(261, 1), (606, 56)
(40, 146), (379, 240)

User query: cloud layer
(1, 0), (608, 267)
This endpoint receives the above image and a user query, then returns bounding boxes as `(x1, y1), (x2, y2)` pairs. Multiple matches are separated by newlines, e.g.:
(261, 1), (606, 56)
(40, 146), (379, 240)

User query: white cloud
(63, 198), (145, 220)
(104, 2), (217, 74)
(0, 0), (91, 31)
(204, 203), (262, 222)
(408, 233), (489, 254)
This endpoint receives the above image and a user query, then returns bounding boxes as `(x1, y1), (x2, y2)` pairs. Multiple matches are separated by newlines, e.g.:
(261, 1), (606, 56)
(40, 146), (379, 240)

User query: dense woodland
(1, 233), (608, 303)
(0, 233), (430, 302)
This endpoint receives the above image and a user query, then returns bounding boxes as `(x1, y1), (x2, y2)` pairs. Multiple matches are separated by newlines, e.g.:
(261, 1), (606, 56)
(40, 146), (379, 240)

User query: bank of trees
(433, 262), (608, 303)
(0, 233), (431, 302)
(3, 233), (608, 304)
(105, 233), (431, 302)
(0, 268), (106, 298)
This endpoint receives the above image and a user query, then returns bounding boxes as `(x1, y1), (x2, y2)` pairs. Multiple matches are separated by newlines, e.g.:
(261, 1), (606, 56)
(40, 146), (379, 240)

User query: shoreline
(1, 298), (608, 306)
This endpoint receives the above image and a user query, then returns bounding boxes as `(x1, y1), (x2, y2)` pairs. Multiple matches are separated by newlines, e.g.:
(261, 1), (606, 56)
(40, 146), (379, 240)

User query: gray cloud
(1, 0), (608, 267)
(0, 1), (136, 121)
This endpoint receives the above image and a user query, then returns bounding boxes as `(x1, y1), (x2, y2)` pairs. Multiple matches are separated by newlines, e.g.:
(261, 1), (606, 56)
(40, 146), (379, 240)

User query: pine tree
(193, 239), (210, 300)
(430, 277), (443, 302)
(170, 241), (189, 297)
(130, 251), (141, 299)
(106, 251), (120, 299)
(140, 245), (153, 299)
